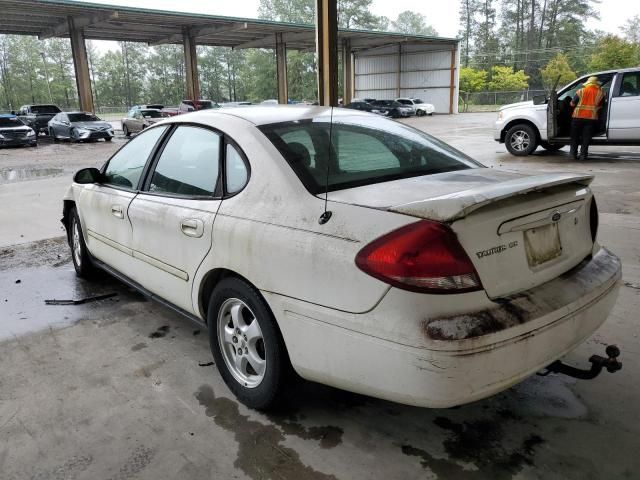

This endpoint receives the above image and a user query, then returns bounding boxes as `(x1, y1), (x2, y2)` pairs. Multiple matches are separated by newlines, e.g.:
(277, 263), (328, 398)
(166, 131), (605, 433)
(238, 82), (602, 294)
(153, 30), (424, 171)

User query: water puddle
(0, 167), (64, 184)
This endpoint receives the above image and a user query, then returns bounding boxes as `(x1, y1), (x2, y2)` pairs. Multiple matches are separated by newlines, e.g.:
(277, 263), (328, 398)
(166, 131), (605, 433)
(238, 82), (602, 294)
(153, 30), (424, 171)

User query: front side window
(149, 126), (220, 197)
(619, 72), (640, 97)
(103, 126), (168, 190)
(259, 114), (481, 193)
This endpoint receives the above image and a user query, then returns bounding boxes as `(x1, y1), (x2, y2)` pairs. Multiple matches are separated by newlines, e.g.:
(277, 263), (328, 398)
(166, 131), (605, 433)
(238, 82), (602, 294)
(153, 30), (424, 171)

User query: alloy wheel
(217, 298), (266, 388)
(510, 130), (530, 152)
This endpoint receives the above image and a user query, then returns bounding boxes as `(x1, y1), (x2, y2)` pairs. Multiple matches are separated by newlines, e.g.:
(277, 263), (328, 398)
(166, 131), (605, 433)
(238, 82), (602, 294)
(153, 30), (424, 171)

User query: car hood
(0, 126), (31, 133)
(499, 100), (534, 111)
(71, 121), (112, 130)
(325, 168), (594, 222)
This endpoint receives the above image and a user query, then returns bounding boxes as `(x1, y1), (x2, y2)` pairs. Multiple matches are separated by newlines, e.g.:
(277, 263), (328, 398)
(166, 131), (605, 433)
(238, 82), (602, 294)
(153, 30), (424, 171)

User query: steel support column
(183, 28), (200, 101)
(449, 45), (457, 114)
(275, 33), (288, 104)
(396, 43), (402, 98)
(342, 39), (353, 105)
(315, 0), (338, 106)
(68, 17), (94, 112)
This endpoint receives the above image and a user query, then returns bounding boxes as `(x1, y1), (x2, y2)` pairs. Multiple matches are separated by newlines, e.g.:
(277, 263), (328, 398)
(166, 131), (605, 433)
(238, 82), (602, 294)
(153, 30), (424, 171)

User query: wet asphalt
(1, 115), (639, 479)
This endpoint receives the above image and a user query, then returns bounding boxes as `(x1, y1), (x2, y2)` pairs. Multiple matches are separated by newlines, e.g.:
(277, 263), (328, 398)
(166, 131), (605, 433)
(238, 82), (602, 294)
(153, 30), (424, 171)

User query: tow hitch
(539, 345), (622, 380)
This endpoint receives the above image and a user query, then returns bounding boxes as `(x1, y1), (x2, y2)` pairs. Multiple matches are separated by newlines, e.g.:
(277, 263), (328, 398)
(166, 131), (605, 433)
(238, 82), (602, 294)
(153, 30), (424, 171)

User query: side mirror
(74, 167), (102, 184)
(533, 94), (547, 105)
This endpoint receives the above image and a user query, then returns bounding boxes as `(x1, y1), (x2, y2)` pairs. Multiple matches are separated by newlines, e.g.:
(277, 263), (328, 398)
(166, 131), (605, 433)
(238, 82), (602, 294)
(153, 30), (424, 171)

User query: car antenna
(318, 106), (334, 225)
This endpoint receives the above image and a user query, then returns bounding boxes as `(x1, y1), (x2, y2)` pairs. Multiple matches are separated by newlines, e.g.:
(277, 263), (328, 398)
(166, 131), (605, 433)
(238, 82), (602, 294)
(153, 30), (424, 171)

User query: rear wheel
(123, 124), (130, 137)
(416, 109), (426, 117)
(69, 207), (96, 278)
(505, 124), (538, 156)
(208, 277), (290, 410)
(105, 137), (113, 142)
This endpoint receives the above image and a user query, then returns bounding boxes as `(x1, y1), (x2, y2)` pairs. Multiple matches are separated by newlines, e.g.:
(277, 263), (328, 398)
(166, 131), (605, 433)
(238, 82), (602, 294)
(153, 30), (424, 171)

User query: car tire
(50, 128), (59, 142)
(505, 124), (538, 156)
(105, 137), (112, 142)
(208, 277), (290, 410)
(416, 109), (426, 117)
(123, 125), (130, 137)
(427, 112), (433, 116)
(69, 207), (96, 278)
(540, 141), (563, 152)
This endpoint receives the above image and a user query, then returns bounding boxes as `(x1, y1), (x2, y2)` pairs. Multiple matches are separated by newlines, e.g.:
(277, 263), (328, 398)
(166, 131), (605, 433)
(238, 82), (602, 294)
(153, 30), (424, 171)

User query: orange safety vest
(572, 84), (605, 120)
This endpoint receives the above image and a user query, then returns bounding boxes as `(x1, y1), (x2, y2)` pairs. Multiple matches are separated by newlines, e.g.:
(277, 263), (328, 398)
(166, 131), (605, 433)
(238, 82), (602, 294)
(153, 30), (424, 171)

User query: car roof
(179, 105), (372, 126)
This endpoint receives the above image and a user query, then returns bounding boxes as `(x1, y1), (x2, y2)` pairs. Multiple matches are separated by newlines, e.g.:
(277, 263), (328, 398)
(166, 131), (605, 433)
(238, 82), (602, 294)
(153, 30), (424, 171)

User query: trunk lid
(328, 168), (596, 298)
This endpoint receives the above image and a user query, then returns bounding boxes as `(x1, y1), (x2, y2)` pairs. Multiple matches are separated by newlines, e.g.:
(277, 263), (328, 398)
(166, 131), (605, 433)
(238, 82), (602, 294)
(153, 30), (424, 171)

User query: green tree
(488, 65), (529, 90)
(390, 11), (438, 36)
(621, 15), (640, 45)
(458, 0), (480, 67)
(540, 53), (576, 89)
(460, 67), (488, 93)
(589, 35), (639, 71)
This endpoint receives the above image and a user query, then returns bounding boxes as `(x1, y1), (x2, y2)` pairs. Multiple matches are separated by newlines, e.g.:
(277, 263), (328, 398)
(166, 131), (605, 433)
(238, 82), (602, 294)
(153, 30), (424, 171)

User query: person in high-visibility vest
(570, 76), (605, 160)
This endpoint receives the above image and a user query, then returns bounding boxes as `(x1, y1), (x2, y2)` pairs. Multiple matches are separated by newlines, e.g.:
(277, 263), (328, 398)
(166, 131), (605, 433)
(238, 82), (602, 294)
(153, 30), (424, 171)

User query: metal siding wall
(354, 42), (459, 114)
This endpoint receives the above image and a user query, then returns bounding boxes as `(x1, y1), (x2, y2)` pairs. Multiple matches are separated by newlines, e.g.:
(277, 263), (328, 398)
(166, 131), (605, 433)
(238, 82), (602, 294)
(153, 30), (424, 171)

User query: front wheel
(50, 128), (59, 142)
(416, 109), (426, 117)
(505, 124), (538, 156)
(69, 207), (96, 278)
(123, 124), (130, 137)
(105, 137), (113, 142)
(208, 277), (290, 410)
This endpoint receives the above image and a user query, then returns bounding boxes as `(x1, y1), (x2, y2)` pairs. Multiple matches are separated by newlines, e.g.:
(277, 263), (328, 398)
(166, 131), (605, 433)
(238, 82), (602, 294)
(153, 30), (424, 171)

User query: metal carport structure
(0, 0), (459, 112)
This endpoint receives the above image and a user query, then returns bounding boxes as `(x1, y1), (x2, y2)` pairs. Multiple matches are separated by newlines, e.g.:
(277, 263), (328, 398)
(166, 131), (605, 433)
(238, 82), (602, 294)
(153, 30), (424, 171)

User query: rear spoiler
(389, 173), (594, 222)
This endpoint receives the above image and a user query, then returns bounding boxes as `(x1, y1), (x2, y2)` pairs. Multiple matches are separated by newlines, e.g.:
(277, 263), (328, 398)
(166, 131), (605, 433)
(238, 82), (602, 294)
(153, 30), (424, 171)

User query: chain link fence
(459, 90), (547, 112)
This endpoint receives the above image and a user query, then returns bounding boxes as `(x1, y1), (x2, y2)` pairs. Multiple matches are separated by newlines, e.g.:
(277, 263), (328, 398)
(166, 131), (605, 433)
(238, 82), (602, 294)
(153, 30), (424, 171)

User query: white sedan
(63, 106), (621, 409)
(396, 97), (435, 116)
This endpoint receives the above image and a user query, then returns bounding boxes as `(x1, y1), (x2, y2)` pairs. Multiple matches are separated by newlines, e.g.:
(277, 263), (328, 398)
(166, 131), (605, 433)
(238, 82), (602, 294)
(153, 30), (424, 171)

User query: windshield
(259, 115), (482, 194)
(68, 113), (100, 122)
(373, 100), (396, 107)
(0, 117), (25, 128)
(413, 99), (424, 104)
(140, 110), (162, 118)
(30, 105), (61, 114)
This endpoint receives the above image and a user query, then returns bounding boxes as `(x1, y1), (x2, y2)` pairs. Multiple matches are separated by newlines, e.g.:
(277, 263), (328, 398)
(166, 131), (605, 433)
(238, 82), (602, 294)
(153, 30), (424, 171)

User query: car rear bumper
(271, 247), (621, 408)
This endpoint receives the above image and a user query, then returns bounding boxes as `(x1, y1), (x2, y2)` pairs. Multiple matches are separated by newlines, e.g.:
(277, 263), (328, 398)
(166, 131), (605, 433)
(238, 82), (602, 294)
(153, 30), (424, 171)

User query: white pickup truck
(494, 68), (640, 156)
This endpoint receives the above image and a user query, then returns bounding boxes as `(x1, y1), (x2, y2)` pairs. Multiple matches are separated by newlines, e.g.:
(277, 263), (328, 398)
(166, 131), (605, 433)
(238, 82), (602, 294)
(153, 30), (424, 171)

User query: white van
(494, 68), (640, 155)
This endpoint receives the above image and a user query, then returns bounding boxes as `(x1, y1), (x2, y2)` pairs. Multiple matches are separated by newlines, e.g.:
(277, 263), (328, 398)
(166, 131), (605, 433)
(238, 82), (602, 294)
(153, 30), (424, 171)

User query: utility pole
(40, 51), (53, 103)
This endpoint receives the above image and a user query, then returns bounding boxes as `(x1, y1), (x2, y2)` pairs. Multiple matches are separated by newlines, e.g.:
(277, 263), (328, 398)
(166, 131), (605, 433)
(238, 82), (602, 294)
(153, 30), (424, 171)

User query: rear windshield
(0, 117), (25, 128)
(259, 115), (482, 193)
(31, 105), (61, 114)
(140, 110), (162, 118)
(68, 113), (100, 122)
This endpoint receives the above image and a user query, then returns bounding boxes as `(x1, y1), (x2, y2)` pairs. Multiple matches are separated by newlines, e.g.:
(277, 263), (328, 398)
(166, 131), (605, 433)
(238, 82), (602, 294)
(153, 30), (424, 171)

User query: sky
(76, 0), (640, 51)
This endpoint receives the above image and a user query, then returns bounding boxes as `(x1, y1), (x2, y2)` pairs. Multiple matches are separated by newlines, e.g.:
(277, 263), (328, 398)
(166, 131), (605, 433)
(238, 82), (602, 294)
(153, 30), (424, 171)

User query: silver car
(121, 108), (163, 137)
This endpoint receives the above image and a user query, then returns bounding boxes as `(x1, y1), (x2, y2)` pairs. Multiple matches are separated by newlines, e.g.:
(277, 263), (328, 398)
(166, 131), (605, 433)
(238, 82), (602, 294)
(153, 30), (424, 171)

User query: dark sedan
(48, 112), (114, 142)
(344, 101), (386, 116)
(370, 100), (415, 118)
(0, 114), (37, 147)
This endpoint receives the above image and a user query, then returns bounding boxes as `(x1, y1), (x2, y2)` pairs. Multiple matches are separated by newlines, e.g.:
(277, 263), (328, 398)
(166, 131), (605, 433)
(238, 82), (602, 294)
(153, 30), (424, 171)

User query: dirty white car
(396, 97), (435, 116)
(63, 106), (622, 409)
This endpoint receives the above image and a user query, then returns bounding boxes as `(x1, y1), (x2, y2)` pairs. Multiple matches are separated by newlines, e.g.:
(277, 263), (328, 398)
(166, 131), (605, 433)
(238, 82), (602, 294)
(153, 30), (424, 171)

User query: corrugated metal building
(354, 42), (460, 114)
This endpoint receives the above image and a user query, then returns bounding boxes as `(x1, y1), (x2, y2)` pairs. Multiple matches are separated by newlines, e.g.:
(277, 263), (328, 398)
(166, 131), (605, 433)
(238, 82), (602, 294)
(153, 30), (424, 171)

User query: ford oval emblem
(551, 212), (562, 222)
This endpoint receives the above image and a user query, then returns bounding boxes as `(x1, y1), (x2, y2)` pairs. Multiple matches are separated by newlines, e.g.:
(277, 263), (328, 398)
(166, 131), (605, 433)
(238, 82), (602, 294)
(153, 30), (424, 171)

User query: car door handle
(180, 218), (204, 238)
(111, 204), (124, 219)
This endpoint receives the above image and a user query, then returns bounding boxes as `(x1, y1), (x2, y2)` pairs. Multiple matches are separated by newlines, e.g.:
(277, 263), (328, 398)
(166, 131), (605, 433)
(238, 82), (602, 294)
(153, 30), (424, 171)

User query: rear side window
(225, 144), (248, 194)
(619, 73), (640, 97)
(103, 126), (168, 190)
(149, 126), (220, 197)
(259, 115), (481, 193)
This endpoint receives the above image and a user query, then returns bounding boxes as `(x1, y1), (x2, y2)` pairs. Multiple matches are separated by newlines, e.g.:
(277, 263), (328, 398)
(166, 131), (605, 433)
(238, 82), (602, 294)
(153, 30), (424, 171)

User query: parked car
(370, 100), (414, 118)
(178, 99), (220, 113)
(160, 106), (179, 117)
(352, 98), (376, 104)
(219, 102), (253, 108)
(16, 104), (61, 134)
(48, 112), (114, 142)
(495, 68), (640, 155)
(344, 101), (385, 115)
(260, 99), (278, 105)
(63, 107), (621, 410)
(0, 114), (37, 147)
(121, 108), (163, 137)
(131, 104), (164, 111)
(396, 97), (435, 116)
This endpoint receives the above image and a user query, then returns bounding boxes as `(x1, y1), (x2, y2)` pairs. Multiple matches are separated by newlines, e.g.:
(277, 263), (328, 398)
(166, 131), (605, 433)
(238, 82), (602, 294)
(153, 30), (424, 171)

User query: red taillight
(355, 220), (482, 294)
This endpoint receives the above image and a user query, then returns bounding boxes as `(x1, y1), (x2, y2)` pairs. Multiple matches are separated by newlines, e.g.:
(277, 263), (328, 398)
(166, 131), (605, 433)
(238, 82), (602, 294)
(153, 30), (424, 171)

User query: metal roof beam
(148, 22), (249, 46)
(39, 11), (118, 40)
(235, 30), (313, 50)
